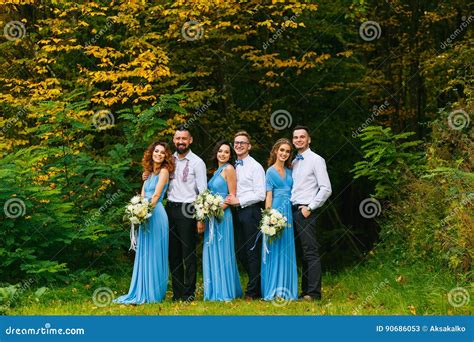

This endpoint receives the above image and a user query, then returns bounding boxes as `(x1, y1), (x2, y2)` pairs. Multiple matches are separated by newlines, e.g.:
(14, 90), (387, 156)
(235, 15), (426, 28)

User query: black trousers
(233, 203), (262, 298)
(166, 202), (197, 300)
(293, 205), (322, 299)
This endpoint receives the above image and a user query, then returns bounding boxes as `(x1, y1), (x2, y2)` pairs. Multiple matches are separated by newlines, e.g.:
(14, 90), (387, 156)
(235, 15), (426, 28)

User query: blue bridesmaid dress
(203, 164), (243, 301)
(114, 172), (169, 304)
(261, 166), (298, 301)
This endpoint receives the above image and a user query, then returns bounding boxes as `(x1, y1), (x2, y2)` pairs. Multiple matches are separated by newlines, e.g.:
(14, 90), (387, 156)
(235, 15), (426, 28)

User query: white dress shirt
(291, 148), (332, 210)
(167, 150), (207, 203)
(235, 154), (266, 208)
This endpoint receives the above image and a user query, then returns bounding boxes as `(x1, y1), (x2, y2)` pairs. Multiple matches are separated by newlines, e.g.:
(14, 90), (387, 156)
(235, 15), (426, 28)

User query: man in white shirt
(225, 131), (266, 299)
(291, 125), (332, 301)
(146, 125), (207, 301)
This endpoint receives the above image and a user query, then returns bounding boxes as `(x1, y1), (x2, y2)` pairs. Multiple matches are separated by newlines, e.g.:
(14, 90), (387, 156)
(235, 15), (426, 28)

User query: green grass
(4, 257), (472, 316)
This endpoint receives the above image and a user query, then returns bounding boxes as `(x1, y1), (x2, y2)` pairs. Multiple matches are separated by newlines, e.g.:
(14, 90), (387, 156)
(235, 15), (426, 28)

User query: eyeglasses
(234, 141), (249, 146)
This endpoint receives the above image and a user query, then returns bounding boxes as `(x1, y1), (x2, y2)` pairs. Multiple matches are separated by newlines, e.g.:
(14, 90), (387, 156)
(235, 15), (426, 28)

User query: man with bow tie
(291, 125), (332, 301)
(225, 131), (265, 299)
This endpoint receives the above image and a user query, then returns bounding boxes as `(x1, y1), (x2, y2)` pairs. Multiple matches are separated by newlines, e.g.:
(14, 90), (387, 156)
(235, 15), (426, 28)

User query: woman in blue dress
(114, 141), (174, 304)
(202, 140), (242, 301)
(261, 138), (298, 301)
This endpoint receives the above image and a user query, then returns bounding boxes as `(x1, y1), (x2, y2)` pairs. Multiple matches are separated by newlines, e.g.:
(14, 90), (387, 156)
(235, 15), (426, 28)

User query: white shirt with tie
(167, 150), (207, 203)
(235, 154), (266, 208)
(291, 148), (332, 211)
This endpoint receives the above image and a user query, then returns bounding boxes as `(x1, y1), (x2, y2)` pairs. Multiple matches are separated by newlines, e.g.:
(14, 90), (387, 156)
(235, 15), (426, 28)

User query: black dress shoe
(182, 295), (195, 302)
(302, 295), (321, 302)
(244, 295), (260, 300)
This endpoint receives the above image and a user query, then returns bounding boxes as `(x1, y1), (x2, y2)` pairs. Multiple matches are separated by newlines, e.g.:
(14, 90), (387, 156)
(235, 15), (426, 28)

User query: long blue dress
(203, 164), (243, 301)
(261, 166), (298, 301)
(114, 172), (169, 304)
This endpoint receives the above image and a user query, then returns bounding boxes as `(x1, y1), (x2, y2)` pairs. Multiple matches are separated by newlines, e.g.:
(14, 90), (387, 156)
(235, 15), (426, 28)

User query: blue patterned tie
(235, 160), (243, 167)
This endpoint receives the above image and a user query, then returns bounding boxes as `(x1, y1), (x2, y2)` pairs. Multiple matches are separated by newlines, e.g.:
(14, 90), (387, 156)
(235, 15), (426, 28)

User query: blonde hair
(234, 131), (251, 143)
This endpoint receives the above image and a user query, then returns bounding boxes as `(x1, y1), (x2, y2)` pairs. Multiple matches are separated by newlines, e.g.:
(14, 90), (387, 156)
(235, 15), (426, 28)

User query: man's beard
(176, 145), (190, 154)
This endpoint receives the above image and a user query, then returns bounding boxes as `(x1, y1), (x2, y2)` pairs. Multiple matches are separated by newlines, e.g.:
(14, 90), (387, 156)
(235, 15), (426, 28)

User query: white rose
(268, 227), (276, 236)
(213, 198), (221, 206)
(270, 217), (277, 225)
(130, 216), (140, 224)
(130, 196), (141, 205)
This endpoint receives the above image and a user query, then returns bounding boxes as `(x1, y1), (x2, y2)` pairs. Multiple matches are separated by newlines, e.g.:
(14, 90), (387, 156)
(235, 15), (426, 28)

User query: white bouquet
(193, 190), (224, 221)
(124, 195), (153, 251)
(259, 208), (288, 243)
(193, 190), (224, 244)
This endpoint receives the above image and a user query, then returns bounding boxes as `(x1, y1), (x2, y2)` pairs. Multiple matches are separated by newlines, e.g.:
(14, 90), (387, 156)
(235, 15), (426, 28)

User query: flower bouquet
(193, 190), (224, 244)
(259, 208), (288, 243)
(124, 195), (153, 251)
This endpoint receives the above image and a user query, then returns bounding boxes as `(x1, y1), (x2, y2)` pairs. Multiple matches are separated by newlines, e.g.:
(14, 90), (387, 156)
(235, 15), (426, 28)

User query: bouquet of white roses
(193, 190), (224, 244)
(124, 195), (153, 251)
(259, 208), (288, 243)
(193, 190), (224, 221)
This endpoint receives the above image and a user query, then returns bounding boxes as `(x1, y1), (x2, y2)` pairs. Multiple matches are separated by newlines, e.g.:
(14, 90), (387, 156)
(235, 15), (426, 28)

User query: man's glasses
(234, 141), (249, 146)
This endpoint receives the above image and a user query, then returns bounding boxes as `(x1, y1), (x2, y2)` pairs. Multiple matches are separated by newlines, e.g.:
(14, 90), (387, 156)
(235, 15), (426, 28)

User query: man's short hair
(293, 125), (310, 136)
(176, 124), (192, 136)
(234, 130), (251, 142)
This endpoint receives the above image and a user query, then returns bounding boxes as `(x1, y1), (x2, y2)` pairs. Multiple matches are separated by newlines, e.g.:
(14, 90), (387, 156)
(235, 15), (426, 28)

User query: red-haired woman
(114, 142), (175, 304)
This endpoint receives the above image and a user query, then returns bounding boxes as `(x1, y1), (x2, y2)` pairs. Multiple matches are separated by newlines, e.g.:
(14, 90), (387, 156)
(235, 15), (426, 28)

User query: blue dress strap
(212, 163), (228, 179)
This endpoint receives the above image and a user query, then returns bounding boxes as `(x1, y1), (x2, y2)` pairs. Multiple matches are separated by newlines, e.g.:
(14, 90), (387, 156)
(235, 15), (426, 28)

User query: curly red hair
(142, 141), (175, 174)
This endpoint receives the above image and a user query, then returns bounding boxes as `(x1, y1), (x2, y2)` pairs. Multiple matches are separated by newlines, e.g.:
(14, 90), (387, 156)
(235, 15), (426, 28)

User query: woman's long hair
(267, 138), (293, 169)
(142, 141), (175, 174)
(210, 140), (235, 168)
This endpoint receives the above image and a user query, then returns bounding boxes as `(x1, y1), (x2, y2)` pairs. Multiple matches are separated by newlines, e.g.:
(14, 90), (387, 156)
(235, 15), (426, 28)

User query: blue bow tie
(295, 154), (304, 161)
(235, 160), (243, 166)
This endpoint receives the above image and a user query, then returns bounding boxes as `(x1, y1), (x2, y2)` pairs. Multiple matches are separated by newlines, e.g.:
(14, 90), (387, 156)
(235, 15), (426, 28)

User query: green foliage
(351, 126), (424, 199)
(0, 148), (75, 282)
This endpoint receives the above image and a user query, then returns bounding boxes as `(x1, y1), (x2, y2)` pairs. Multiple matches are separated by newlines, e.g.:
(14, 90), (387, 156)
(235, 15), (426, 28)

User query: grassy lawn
(6, 258), (472, 316)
